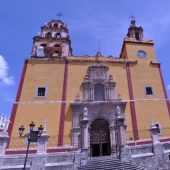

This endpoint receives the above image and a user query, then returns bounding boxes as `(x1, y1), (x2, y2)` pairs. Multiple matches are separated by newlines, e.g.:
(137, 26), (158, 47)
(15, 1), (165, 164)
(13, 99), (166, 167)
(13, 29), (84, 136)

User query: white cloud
(0, 55), (14, 86)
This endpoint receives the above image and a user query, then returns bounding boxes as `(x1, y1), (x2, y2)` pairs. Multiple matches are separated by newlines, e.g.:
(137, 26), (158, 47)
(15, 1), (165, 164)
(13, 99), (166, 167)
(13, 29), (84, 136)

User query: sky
(1, 0), (170, 117)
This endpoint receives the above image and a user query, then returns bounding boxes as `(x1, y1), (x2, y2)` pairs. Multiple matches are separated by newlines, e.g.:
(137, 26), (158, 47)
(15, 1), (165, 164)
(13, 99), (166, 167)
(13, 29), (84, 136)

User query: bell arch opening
(90, 118), (111, 157)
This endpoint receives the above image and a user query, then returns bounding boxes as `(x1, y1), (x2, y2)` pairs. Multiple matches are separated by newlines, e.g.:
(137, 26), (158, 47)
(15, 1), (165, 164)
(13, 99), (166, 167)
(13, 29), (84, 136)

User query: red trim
(6, 149), (36, 155)
(47, 148), (78, 153)
(158, 65), (170, 117)
(7, 60), (28, 146)
(58, 60), (68, 146)
(5, 148), (78, 155)
(160, 138), (170, 142)
(127, 140), (152, 146)
(126, 63), (139, 140)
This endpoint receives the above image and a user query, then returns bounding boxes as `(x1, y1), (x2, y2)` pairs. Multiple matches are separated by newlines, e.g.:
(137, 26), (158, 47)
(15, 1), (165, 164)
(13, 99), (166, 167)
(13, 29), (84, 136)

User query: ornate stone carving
(71, 63), (127, 154)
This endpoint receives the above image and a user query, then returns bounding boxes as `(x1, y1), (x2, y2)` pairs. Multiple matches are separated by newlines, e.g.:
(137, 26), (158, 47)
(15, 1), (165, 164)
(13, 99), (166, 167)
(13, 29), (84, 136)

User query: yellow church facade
(7, 19), (170, 155)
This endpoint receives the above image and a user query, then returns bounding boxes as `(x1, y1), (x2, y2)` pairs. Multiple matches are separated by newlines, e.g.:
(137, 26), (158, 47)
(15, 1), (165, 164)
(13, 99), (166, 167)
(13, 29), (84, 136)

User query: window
(35, 86), (48, 98)
(40, 44), (47, 47)
(54, 44), (60, 47)
(56, 33), (61, 38)
(53, 23), (58, 28)
(145, 86), (153, 96)
(135, 32), (140, 40)
(94, 83), (105, 101)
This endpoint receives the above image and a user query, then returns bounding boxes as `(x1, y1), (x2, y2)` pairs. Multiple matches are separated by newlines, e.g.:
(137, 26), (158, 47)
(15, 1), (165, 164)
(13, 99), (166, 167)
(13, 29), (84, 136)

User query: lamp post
(19, 122), (44, 170)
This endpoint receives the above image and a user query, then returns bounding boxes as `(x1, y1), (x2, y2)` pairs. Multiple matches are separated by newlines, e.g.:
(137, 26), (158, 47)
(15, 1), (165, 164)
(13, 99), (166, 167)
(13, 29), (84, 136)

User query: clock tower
(120, 19), (170, 140)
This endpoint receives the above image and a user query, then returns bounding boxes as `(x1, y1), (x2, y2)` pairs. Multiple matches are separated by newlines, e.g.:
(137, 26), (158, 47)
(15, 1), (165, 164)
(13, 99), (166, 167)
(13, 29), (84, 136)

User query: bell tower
(31, 19), (72, 58)
(120, 19), (157, 62)
(127, 19), (143, 41)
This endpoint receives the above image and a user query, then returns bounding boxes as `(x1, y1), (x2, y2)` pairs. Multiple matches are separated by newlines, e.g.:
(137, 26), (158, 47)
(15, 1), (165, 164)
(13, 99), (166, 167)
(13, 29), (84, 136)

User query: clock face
(137, 50), (147, 58)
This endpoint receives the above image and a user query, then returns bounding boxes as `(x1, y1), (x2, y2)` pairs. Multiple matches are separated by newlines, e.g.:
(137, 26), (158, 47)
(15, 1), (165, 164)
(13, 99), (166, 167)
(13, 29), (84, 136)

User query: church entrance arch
(90, 118), (111, 157)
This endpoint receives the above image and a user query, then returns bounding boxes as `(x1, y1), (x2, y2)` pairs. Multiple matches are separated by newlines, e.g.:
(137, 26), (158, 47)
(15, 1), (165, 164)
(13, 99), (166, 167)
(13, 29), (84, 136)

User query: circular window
(137, 50), (147, 58)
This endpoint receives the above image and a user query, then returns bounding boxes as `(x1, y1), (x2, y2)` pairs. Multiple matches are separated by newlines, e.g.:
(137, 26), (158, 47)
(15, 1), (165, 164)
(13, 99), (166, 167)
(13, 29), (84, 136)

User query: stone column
(150, 123), (160, 144)
(116, 106), (126, 147)
(110, 123), (116, 154)
(0, 131), (9, 155)
(37, 131), (48, 154)
(80, 107), (89, 151)
(117, 115), (126, 147)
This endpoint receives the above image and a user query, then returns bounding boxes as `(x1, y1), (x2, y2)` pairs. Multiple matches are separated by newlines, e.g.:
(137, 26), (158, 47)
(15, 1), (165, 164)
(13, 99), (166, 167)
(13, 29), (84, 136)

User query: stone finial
(95, 51), (102, 61)
(0, 114), (10, 132)
(116, 106), (121, 116)
(84, 74), (89, 81)
(109, 75), (113, 81)
(75, 93), (81, 102)
(83, 107), (88, 121)
(150, 122), (160, 144)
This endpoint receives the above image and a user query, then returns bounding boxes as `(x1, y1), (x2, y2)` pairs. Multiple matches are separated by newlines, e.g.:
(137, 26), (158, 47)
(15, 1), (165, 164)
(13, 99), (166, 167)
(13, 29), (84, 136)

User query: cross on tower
(130, 15), (135, 20)
(57, 12), (63, 19)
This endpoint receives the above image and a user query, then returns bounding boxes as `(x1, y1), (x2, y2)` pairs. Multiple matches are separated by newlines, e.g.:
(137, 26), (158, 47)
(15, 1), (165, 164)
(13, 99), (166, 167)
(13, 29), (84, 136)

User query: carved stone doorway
(90, 118), (111, 157)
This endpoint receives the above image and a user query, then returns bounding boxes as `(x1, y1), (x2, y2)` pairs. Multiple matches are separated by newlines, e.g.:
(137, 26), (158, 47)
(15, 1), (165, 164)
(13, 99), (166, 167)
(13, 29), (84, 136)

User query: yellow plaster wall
(64, 62), (93, 144)
(10, 60), (65, 148)
(130, 61), (170, 139)
(125, 42), (158, 63)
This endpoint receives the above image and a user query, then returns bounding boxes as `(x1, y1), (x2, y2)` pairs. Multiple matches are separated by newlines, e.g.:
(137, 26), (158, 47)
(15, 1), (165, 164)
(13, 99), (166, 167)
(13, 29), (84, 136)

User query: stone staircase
(78, 156), (144, 170)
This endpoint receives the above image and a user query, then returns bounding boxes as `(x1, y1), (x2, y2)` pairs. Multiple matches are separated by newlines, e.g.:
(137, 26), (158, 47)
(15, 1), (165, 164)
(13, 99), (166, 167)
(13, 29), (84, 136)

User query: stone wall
(0, 151), (83, 170)
(121, 142), (170, 170)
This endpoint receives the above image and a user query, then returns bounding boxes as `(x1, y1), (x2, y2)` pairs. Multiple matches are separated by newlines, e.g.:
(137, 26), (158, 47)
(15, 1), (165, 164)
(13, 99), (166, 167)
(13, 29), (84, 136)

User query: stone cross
(130, 15), (135, 20)
(57, 12), (63, 19)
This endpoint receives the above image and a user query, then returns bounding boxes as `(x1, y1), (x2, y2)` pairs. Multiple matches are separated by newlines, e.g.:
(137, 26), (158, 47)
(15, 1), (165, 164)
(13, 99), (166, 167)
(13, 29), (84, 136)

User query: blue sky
(1, 0), (170, 117)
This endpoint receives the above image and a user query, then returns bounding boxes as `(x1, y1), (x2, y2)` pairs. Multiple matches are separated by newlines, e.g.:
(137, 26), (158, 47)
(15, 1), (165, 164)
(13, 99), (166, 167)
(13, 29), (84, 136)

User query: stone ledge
(45, 162), (73, 167)
(164, 150), (170, 153)
(0, 165), (30, 169)
(132, 152), (154, 158)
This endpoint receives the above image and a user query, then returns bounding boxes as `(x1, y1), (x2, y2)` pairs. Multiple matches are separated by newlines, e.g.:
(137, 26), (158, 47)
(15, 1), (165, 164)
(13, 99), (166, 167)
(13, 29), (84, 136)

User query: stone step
(78, 156), (144, 170)
(84, 160), (139, 167)
(79, 164), (143, 170)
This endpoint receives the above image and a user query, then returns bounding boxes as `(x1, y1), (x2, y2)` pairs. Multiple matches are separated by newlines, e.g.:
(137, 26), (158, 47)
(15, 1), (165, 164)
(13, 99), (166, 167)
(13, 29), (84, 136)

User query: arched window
(56, 33), (61, 39)
(53, 23), (58, 28)
(40, 44), (47, 47)
(135, 32), (140, 40)
(94, 83), (105, 101)
(54, 44), (60, 47)
(46, 32), (52, 38)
